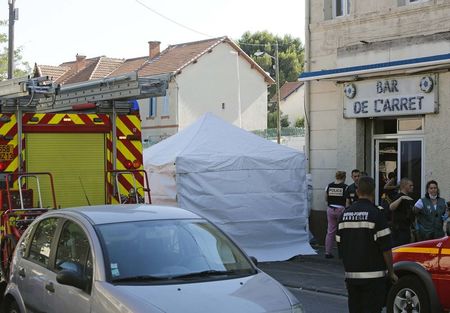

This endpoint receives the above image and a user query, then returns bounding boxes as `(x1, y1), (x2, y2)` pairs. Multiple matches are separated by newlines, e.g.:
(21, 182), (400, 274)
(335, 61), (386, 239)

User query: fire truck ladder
(36, 71), (168, 112)
(0, 76), (58, 111)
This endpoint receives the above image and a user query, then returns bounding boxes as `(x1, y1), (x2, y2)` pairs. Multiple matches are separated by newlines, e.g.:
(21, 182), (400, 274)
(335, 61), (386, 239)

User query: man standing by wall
(345, 169), (361, 208)
(337, 176), (397, 313)
(389, 178), (415, 247)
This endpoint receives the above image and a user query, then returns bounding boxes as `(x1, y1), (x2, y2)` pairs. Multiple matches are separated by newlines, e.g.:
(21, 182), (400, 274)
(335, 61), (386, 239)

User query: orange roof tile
(36, 37), (274, 85)
(35, 65), (71, 81)
(108, 57), (148, 77)
(270, 81), (304, 102)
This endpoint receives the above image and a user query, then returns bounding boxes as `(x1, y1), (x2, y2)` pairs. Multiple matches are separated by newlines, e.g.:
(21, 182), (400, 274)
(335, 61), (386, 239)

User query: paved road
(260, 246), (387, 313)
(258, 246), (346, 296)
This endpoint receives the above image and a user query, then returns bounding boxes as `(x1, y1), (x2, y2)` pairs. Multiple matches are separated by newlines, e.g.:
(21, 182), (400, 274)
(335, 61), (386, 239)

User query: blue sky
(2, 0), (305, 66)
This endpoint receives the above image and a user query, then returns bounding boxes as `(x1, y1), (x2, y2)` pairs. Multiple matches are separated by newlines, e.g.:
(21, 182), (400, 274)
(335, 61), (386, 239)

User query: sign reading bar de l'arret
(343, 75), (437, 118)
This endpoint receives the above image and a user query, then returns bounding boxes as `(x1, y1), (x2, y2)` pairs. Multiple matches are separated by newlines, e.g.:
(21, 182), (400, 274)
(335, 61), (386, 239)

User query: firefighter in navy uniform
(336, 176), (398, 313)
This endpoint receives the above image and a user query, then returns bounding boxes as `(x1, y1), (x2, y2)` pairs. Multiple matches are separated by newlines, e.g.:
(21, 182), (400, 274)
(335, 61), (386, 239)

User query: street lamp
(230, 50), (242, 128)
(254, 42), (281, 144)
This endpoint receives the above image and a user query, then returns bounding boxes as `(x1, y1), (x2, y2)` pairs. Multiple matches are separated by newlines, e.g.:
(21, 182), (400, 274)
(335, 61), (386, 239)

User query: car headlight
(292, 303), (305, 313)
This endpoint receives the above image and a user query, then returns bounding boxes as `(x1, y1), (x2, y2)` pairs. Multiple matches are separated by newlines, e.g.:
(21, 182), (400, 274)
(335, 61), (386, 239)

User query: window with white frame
(333, 0), (350, 18)
(161, 95), (169, 116)
(149, 97), (157, 117)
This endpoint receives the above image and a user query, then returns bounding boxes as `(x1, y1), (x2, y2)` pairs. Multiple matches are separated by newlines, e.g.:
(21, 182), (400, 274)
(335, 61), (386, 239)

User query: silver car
(3, 204), (304, 313)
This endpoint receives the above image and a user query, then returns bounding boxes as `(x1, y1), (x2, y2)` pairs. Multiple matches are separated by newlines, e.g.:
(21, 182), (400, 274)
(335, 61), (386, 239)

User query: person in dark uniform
(345, 169), (360, 208)
(324, 171), (347, 259)
(389, 178), (415, 247)
(336, 176), (398, 313)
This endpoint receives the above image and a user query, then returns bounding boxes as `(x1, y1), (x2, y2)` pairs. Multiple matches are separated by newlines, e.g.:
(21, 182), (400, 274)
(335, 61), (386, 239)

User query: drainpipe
(304, 0), (311, 172)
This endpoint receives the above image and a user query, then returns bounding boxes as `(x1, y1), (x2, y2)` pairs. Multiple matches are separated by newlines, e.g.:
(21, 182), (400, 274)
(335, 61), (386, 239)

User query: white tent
(144, 113), (314, 261)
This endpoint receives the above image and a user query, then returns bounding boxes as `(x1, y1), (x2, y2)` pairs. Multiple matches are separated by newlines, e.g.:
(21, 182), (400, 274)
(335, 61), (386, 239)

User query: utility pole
(8, 0), (18, 79)
(275, 42), (281, 144)
(254, 42), (282, 144)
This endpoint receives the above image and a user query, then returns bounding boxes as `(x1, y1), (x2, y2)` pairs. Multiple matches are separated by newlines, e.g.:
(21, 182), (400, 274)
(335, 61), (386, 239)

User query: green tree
(267, 110), (290, 129)
(237, 31), (304, 129)
(0, 21), (30, 80)
(295, 117), (305, 128)
(237, 31), (304, 98)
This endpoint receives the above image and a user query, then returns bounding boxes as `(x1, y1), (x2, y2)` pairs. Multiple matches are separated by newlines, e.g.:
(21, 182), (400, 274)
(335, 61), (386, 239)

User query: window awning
(299, 53), (450, 81)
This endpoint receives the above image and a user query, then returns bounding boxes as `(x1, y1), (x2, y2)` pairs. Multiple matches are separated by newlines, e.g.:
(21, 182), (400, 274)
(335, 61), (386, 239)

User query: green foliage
(0, 20), (30, 80)
(281, 114), (289, 127)
(268, 111), (277, 129)
(295, 117), (305, 128)
(267, 110), (290, 128)
(237, 31), (304, 97)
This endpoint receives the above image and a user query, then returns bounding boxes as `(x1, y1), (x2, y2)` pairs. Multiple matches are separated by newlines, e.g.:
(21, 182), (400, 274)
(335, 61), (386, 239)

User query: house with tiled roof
(36, 36), (274, 144)
(270, 81), (304, 127)
(34, 54), (125, 85)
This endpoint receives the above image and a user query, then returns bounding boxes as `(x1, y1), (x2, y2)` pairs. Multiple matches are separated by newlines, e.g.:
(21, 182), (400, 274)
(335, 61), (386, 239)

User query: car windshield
(96, 219), (256, 283)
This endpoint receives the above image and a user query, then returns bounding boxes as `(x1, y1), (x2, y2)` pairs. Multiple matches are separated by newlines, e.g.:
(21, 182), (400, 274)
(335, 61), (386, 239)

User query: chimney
(148, 41), (161, 59)
(75, 54), (87, 72)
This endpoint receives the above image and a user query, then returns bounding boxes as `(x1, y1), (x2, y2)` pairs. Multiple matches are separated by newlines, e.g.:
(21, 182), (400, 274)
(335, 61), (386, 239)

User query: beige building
(126, 38), (273, 144)
(302, 0), (450, 241)
(35, 37), (274, 144)
(271, 81), (305, 127)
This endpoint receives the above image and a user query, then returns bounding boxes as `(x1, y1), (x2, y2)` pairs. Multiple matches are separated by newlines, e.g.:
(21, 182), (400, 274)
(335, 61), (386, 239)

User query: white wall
(176, 43), (268, 131)
(280, 85), (305, 126)
(140, 42), (269, 142)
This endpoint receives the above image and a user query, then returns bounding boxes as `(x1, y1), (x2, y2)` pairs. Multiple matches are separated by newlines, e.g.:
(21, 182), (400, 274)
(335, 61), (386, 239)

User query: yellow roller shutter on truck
(25, 133), (105, 208)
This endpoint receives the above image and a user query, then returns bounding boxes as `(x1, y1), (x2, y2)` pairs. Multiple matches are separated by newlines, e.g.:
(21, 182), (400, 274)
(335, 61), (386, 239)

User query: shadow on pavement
(258, 245), (347, 296)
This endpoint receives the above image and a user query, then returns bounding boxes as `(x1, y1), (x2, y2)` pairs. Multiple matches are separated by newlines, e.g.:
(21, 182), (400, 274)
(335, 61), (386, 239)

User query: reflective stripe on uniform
(336, 235), (341, 242)
(338, 221), (375, 230)
(374, 227), (391, 241)
(345, 270), (387, 279)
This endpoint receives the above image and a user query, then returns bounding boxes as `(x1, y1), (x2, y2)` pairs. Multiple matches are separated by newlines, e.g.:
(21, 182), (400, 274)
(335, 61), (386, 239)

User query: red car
(387, 236), (450, 313)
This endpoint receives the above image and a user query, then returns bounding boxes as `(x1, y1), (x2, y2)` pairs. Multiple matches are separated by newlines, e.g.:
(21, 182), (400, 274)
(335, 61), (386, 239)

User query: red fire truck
(0, 73), (165, 278)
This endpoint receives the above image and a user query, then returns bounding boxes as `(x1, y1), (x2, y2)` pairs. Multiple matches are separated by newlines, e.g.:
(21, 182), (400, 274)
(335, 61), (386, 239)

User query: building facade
(136, 39), (272, 144)
(36, 37), (274, 146)
(302, 0), (450, 241)
(272, 81), (305, 127)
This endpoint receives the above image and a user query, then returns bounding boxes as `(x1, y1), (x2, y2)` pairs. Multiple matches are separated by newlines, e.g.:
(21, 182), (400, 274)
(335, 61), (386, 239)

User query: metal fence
(142, 127), (306, 149)
(252, 127), (305, 140)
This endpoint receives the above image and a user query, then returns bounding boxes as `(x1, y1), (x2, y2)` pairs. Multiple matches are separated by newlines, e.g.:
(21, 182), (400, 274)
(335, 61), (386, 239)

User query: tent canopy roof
(144, 113), (303, 168)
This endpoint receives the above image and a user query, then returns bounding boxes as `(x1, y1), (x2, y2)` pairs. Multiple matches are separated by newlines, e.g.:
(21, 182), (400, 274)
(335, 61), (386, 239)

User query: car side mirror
(56, 270), (87, 290)
(250, 256), (258, 266)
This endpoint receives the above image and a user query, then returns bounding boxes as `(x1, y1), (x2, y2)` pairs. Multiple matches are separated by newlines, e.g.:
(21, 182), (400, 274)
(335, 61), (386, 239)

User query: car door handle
(45, 282), (55, 293)
(18, 267), (25, 278)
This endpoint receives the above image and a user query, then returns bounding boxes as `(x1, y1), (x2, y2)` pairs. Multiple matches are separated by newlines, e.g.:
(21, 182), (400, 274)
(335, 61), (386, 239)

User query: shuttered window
(25, 133), (106, 208)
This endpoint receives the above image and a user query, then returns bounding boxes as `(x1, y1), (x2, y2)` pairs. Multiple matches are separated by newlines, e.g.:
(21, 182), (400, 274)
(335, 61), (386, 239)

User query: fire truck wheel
(386, 274), (430, 313)
(1, 235), (17, 281)
(5, 299), (20, 313)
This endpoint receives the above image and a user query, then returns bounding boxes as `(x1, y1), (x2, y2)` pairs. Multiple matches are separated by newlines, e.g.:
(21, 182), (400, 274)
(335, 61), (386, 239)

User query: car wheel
(6, 300), (20, 313)
(386, 275), (430, 313)
(1, 235), (17, 281)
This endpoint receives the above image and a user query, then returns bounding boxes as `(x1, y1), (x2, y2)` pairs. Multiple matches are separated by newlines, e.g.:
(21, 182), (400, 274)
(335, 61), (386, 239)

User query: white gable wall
(140, 42), (269, 143)
(280, 84), (305, 126)
(177, 42), (268, 131)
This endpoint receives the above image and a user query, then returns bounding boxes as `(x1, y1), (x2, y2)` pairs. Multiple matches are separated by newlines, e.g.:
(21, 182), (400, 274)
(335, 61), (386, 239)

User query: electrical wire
(134, 0), (212, 37)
